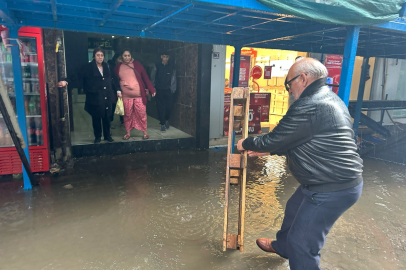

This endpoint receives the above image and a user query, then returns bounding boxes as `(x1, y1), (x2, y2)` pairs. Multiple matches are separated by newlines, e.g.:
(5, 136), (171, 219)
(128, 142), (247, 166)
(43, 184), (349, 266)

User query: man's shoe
(165, 120), (170, 129)
(256, 238), (277, 253)
(94, 137), (101, 144)
(161, 125), (166, 132)
(104, 137), (114, 142)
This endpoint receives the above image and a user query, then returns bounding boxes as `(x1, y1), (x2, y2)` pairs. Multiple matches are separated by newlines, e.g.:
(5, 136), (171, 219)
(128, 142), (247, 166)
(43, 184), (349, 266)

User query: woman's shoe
(143, 134), (149, 140)
(123, 134), (130, 140)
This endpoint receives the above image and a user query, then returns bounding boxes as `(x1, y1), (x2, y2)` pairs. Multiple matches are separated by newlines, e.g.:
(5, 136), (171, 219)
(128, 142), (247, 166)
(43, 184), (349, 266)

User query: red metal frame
(0, 27), (50, 174)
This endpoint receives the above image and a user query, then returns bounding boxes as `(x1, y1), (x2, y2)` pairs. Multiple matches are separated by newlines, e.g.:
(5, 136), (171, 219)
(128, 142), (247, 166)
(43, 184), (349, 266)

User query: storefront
(63, 32), (202, 153)
(219, 46), (307, 138)
(0, 27), (212, 175)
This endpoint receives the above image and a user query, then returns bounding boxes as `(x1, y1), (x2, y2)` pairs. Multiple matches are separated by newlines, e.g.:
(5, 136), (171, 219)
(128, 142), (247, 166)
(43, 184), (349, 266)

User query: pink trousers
(123, 98), (147, 132)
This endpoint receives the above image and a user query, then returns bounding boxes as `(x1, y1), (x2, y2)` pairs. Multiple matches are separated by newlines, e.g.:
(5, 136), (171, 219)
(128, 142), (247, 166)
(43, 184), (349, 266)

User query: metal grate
(0, 148), (49, 175)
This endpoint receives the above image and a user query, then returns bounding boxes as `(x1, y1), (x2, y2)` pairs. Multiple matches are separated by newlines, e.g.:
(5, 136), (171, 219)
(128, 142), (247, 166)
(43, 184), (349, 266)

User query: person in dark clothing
(58, 47), (115, 144)
(108, 52), (123, 124)
(151, 52), (176, 132)
(237, 58), (363, 270)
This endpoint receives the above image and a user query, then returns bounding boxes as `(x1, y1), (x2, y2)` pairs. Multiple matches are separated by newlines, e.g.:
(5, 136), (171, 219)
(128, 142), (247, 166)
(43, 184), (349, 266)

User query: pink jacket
(114, 60), (156, 105)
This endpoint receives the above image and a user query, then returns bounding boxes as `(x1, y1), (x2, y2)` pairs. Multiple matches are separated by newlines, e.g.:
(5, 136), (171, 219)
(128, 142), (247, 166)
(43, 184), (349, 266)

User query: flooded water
(0, 148), (405, 270)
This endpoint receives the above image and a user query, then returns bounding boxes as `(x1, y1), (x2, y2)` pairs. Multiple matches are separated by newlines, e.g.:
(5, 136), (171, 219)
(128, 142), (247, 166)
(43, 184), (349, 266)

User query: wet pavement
(0, 148), (405, 270)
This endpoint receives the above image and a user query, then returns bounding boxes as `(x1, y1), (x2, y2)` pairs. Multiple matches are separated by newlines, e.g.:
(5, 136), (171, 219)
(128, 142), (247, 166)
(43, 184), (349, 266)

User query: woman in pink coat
(114, 49), (156, 140)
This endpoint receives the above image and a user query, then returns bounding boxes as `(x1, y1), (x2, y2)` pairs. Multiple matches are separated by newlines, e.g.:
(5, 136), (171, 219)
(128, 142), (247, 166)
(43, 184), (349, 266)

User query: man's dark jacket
(243, 78), (363, 192)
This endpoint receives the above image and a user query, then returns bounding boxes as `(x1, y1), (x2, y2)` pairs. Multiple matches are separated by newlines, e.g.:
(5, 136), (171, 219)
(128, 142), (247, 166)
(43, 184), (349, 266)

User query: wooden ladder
(223, 87), (250, 252)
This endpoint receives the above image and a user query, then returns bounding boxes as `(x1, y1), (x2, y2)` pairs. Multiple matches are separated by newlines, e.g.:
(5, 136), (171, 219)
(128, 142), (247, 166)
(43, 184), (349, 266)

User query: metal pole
(353, 57), (369, 137)
(231, 46), (242, 153)
(338, 26), (360, 106)
(9, 27), (32, 190)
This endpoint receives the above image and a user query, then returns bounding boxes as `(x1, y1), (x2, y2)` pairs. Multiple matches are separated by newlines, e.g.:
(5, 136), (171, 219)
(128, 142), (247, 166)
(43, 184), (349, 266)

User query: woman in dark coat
(58, 47), (115, 144)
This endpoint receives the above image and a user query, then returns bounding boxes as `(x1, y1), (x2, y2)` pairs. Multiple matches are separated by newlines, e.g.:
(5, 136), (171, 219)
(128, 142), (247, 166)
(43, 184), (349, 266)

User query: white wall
(369, 58), (403, 125)
(209, 45), (227, 139)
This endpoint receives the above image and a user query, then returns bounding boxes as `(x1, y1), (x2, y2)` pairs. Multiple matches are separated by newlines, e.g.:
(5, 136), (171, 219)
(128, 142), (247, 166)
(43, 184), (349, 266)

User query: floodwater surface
(0, 148), (405, 270)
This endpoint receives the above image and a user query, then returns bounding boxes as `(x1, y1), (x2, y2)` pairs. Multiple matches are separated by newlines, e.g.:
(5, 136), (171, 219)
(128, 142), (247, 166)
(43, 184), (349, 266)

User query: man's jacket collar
(299, 77), (327, 99)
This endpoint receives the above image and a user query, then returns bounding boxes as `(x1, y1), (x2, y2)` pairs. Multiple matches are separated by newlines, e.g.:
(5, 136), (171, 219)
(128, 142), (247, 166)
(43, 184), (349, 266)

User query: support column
(232, 46), (242, 88)
(231, 46), (242, 153)
(9, 27), (32, 190)
(338, 26), (360, 106)
(195, 44), (212, 149)
(353, 57), (369, 137)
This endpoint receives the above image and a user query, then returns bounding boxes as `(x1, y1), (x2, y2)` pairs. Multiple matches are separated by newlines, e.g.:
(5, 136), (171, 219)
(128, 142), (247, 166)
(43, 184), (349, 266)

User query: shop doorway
(64, 32), (196, 146)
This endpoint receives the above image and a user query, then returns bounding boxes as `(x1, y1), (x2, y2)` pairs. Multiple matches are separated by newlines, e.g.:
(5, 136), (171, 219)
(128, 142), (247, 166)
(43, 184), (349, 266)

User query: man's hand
(247, 151), (269, 157)
(58, 81), (67, 87)
(237, 139), (245, 152)
(152, 92), (156, 97)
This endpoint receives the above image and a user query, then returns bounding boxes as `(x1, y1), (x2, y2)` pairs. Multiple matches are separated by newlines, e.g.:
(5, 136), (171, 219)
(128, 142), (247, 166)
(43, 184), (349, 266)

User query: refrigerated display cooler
(0, 27), (50, 175)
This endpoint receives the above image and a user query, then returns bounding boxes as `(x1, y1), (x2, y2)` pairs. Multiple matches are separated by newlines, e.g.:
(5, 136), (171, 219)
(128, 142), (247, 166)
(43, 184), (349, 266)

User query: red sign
(251, 65), (262, 80)
(247, 105), (262, 134)
(324, 54), (343, 94)
(230, 55), (251, 88)
(250, 93), (271, 122)
(241, 48), (257, 58)
(223, 93), (270, 135)
(264, 66), (272, 79)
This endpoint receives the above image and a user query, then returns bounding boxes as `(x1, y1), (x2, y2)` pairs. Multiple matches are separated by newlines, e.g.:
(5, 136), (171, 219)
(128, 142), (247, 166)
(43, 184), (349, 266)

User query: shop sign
(264, 66), (272, 79)
(251, 65), (262, 80)
(88, 38), (113, 49)
(229, 55), (251, 88)
(250, 93), (271, 122)
(324, 54), (343, 94)
(213, 52), (220, 59)
(241, 48), (257, 58)
(270, 60), (294, 77)
(223, 93), (267, 135)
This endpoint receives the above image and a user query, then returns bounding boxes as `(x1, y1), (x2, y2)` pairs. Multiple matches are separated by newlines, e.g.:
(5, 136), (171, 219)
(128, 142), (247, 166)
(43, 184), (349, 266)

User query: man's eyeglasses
(284, 75), (300, 92)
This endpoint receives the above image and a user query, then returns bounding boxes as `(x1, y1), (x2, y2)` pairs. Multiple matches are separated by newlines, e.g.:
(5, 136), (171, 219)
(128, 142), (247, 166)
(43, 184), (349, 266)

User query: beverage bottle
(36, 118), (43, 145)
(36, 96), (41, 115)
(29, 97), (35, 115)
(0, 122), (4, 145)
(5, 129), (12, 145)
(29, 117), (36, 144)
(24, 99), (29, 114)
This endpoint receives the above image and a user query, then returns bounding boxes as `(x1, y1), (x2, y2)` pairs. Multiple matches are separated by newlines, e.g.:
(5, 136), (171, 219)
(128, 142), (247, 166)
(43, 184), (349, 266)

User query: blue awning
(0, 0), (406, 58)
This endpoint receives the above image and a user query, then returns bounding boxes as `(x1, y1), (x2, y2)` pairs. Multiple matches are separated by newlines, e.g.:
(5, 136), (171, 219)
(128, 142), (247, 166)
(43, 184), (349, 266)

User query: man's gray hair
(295, 58), (328, 79)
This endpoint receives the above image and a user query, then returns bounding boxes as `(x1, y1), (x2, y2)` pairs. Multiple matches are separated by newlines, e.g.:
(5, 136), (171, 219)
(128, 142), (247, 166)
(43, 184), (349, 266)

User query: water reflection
(0, 150), (404, 269)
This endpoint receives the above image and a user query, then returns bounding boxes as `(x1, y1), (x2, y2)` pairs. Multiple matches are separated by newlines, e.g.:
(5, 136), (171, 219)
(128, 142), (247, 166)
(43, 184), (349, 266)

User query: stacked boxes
(269, 88), (289, 126)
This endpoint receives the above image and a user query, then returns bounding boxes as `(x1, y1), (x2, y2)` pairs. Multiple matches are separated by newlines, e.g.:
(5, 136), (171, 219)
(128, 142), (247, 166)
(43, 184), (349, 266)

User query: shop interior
(222, 46), (307, 138)
(64, 32), (196, 146)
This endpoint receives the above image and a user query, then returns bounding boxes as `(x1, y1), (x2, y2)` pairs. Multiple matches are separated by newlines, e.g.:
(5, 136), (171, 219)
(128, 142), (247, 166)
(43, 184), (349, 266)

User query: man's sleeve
(242, 103), (315, 154)
(150, 64), (157, 87)
(170, 70), (176, 93)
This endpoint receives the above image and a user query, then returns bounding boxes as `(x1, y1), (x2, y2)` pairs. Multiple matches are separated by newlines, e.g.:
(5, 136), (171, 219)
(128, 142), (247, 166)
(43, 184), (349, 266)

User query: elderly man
(237, 58), (363, 270)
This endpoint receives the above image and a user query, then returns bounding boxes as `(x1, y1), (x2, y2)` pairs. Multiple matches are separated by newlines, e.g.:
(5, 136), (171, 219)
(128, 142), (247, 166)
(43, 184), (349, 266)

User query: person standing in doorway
(114, 49), (156, 140)
(58, 47), (114, 144)
(108, 52), (123, 125)
(151, 52), (176, 132)
(237, 58), (363, 270)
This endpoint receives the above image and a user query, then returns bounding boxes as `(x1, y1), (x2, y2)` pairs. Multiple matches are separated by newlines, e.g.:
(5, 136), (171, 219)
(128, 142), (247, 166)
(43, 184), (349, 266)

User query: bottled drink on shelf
(33, 82), (40, 93)
(24, 98), (29, 114)
(29, 117), (36, 144)
(0, 121), (5, 146)
(35, 118), (43, 145)
(36, 96), (41, 115)
(28, 96), (36, 115)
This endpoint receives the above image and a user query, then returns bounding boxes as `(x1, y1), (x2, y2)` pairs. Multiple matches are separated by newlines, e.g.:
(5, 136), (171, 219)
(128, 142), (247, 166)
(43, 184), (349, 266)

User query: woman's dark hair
(121, 49), (132, 57)
(93, 47), (105, 58)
